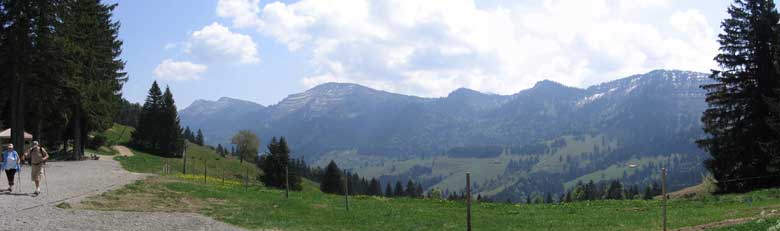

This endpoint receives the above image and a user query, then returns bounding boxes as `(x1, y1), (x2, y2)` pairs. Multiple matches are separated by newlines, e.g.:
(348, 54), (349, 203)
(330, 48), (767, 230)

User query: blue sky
(111, 0), (759, 108)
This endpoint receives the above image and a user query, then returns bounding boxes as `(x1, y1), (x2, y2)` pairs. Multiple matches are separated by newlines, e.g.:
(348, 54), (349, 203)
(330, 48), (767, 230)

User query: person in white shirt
(2, 143), (20, 192)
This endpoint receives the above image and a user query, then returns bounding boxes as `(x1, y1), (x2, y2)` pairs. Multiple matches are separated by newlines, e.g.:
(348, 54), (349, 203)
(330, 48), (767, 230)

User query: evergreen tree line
(317, 160), (424, 197)
(183, 126), (204, 146)
(114, 99), (142, 129)
(0, 0), (125, 159)
(258, 137), (302, 190)
(700, 0), (780, 193)
(562, 180), (661, 202)
(130, 81), (183, 157)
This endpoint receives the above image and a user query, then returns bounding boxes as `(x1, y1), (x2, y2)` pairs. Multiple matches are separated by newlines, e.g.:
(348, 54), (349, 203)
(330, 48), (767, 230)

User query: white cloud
(218, 0), (721, 97)
(186, 22), (260, 64)
(153, 59), (208, 81)
(217, 0), (263, 28)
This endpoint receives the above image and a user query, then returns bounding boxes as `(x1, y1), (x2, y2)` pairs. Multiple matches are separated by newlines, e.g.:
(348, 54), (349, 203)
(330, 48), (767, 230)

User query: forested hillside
(180, 70), (711, 201)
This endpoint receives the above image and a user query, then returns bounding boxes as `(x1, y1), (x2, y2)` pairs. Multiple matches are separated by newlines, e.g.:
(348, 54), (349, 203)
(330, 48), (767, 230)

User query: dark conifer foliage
(114, 99), (142, 128)
(394, 181), (404, 197)
(259, 136), (302, 190)
(384, 182), (393, 197)
(195, 129), (205, 146)
(0, 0), (125, 157)
(698, 0), (780, 192)
(130, 82), (184, 157)
(368, 178), (382, 196)
(320, 160), (343, 194)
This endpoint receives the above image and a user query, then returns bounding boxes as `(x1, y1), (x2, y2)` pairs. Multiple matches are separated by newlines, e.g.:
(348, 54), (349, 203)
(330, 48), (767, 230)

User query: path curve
(112, 145), (134, 157)
(0, 152), (246, 231)
(673, 211), (780, 231)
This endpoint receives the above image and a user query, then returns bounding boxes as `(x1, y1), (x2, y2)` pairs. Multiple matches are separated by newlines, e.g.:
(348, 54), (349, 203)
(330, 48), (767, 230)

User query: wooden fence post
(467, 172), (472, 231)
(204, 159), (208, 183)
(285, 165), (290, 199)
(182, 143), (187, 174)
(662, 167), (667, 231)
(344, 170), (349, 211)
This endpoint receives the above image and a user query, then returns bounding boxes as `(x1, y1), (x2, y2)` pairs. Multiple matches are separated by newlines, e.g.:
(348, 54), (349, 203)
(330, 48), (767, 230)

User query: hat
(33, 141), (39, 146)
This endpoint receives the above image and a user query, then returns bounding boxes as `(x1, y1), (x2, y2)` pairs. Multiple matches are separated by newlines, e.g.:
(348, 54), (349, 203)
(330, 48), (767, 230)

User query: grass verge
(82, 170), (780, 230)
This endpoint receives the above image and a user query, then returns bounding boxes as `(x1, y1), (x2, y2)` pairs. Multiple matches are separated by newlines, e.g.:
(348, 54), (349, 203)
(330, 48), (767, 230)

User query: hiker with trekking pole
(2, 143), (20, 192)
(22, 141), (48, 196)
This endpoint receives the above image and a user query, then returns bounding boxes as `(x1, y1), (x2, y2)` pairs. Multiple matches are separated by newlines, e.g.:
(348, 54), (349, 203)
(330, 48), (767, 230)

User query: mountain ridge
(180, 69), (712, 200)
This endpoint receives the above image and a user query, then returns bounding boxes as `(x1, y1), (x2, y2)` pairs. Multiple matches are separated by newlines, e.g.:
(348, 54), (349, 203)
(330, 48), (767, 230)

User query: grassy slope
(86, 124), (135, 156)
(105, 124), (134, 145)
(88, 141), (780, 230)
(115, 141), (260, 182)
(84, 165), (780, 231)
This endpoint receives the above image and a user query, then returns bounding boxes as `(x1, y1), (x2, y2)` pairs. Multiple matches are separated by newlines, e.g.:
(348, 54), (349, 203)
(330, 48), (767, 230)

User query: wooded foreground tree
(320, 160), (342, 194)
(698, 0), (780, 192)
(259, 136), (302, 190)
(130, 82), (183, 156)
(0, 0), (126, 158)
(231, 130), (259, 164)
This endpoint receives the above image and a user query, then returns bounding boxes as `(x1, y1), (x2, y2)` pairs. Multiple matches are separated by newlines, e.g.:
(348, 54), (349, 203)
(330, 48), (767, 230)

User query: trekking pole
(44, 163), (49, 197)
(17, 164), (22, 193)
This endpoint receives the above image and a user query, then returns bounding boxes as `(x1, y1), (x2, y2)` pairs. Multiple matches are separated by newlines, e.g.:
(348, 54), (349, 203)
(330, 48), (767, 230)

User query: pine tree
(259, 137), (301, 190)
(385, 182), (393, 197)
(216, 144), (224, 156)
(320, 160), (342, 194)
(60, 0), (126, 159)
(183, 127), (193, 142)
(405, 180), (416, 198)
(195, 129), (205, 146)
(394, 181), (404, 197)
(698, 0), (780, 192)
(605, 180), (623, 200)
(368, 178), (381, 196)
(132, 81), (163, 151)
(545, 193), (553, 204)
(160, 86), (183, 157)
(643, 185), (654, 200)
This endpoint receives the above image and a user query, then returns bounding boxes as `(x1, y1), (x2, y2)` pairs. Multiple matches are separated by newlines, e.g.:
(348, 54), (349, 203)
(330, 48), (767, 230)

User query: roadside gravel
(0, 156), (247, 231)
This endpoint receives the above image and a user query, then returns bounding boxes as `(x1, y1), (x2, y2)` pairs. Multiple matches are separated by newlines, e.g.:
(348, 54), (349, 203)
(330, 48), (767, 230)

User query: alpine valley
(180, 69), (711, 201)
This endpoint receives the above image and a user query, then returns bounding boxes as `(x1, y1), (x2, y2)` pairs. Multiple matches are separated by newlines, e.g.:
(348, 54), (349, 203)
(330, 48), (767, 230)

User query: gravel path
(112, 145), (134, 157)
(0, 156), (247, 231)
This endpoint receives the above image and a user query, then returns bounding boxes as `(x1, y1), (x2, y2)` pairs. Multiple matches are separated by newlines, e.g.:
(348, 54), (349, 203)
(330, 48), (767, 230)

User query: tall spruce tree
(384, 182), (393, 197)
(394, 181), (404, 197)
(368, 178), (381, 196)
(405, 180), (416, 198)
(698, 0), (780, 192)
(195, 129), (204, 146)
(131, 81), (163, 151)
(0, 0), (35, 153)
(320, 160), (342, 194)
(60, 0), (126, 159)
(259, 136), (301, 190)
(160, 86), (183, 156)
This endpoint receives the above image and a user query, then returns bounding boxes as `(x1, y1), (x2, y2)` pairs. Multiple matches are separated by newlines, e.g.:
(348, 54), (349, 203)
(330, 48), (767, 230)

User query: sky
(110, 0), (757, 108)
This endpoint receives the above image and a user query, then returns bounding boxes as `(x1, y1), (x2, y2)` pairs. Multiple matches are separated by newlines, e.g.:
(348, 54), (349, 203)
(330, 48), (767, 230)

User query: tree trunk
(73, 106), (82, 160)
(10, 73), (24, 152)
